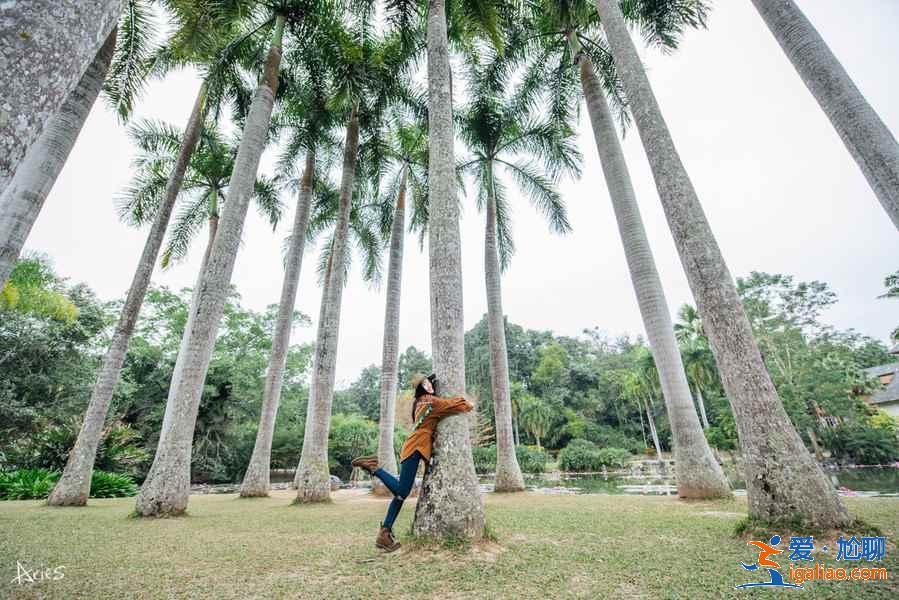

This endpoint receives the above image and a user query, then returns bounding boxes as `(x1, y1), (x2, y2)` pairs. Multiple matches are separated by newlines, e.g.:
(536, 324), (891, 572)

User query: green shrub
(516, 445), (547, 473)
(558, 439), (601, 472)
(328, 413), (378, 480)
(0, 469), (139, 500)
(821, 424), (899, 465)
(595, 447), (630, 469)
(558, 440), (631, 472)
(0, 468), (59, 500)
(472, 445), (497, 474)
(471, 445), (547, 475)
(89, 471), (138, 498)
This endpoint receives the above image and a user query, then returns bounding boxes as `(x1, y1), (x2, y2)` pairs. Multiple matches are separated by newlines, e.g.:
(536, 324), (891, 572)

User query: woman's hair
(411, 374), (435, 420)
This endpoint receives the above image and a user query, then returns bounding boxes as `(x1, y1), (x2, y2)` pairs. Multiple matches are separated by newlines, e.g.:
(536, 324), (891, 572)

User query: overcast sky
(25, 0), (899, 387)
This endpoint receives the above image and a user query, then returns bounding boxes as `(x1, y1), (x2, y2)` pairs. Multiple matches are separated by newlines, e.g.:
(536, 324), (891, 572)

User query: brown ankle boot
(351, 455), (379, 475)
(376, 526), (401, 552)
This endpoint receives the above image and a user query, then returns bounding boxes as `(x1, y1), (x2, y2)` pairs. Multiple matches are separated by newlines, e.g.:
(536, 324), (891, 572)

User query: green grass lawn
(1, 489), (897, 599)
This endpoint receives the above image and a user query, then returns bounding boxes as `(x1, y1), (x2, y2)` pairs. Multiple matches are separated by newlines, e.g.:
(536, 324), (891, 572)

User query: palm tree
(679, 337), (717, 430)
(46, 2), (260, 506)
(0, 30), (118, 289)
(518, 394), (552, 449)
(124, 119), (282, 269)
(594, 0), (850, 526)
(521, 0), (728, 498)
(0, 0), (120, 196)
(674, 304), (704, 344)
(134, 4), (299, 516)
(370, 119), (430, 496)
(750, 0), (898, 229)
(394, 0), (506, 538)
(293, 19), (415, 502)
(458, 49), (582, 491)
(240, 62), (340, 497)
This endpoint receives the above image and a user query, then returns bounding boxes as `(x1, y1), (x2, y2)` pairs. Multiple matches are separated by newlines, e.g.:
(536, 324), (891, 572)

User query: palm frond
(104, 0), (160, 121)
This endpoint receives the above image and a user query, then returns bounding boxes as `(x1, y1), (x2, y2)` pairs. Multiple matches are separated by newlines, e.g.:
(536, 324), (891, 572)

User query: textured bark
(294, 109), (359, 503)
(291, 254), (332, 491)
(574, 42), (728, 499)
(134, 18), (284, 517)
(484, 170), (525, 492)
(160, 211), (219, 442)
(413, 0), (485, 538)
(372, 169), (407, 496)
(0, 30), (116, 288)
(240, 152), (314, 497)
(751, 0), (899, 230)
(0, 0), (121, 196)
(47, 80), (207, 507)
(596, 0), (850, 526)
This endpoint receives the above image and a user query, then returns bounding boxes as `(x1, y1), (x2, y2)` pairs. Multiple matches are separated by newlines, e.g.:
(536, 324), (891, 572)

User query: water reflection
(478, 466), (899, 497)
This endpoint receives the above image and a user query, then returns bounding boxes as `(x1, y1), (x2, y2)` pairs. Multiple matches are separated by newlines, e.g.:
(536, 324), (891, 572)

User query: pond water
(478, 466), (899, 497)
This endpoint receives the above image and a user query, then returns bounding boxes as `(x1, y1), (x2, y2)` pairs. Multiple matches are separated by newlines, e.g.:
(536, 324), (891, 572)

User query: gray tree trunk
(596, 0), (850, 527)
(644, 397), (663, 461)
(291, 253), (332, 491)
(413, 0), (485, 538)
(240, 151), (314, 497)
(574, 41), (729, 498)
(0, 30), (116, 288)
(373, 169), (407, 497)
(0, 0), (121, 196)
(47, 81), (208, 507)
(160, 210), (219, 441)
(134, 19), (284, 517)
(294, 107), (359, 503)
(694, 385), (710, 430)
(751, 0), (899, 230)
(484, 169), (524, 492)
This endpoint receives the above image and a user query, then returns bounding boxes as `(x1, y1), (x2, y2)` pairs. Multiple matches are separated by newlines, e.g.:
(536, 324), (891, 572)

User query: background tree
(135, 6), (296, 516)
(370, 118), (430, 495)
(241, 58), (340, 496)
(594, 0), (850, 526)
(457, 44), (581, 491)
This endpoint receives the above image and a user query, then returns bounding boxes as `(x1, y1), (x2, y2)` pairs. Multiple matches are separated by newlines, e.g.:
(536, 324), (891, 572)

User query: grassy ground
(1, 489), (897, 599)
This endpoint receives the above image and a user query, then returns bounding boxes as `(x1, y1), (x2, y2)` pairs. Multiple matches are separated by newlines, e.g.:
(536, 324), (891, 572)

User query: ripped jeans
(373, 450), (424, 529)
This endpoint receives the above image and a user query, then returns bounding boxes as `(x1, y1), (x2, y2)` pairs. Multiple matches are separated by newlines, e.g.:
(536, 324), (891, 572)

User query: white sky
(25, 0), (899, 387)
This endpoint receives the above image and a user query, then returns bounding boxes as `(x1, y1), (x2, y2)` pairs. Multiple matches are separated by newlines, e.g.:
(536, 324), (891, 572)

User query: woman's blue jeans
(373, 451), (423, 529)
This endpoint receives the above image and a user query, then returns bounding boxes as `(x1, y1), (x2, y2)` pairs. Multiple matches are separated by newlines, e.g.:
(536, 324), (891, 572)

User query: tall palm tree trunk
(484, 170), (525, 492)
(47, 82), (208, 507)
(694, 385), (710, 430)
(240, 151), (315, 497)
(0, 0), (121, 196)
(643, 397), (663, 461)
(294, 107), (359, 503)
(413, 0), (485, 538)
(160, 209), (219, 440)
(292, 253), (332, 491)
(0, 30), (117, 288)
(573, 37), (728, 498)
(373, 169), (407, 496)
(134, 16), (285, 517)
(751, 0), (899, 229)
(595, 0), (850, 526)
